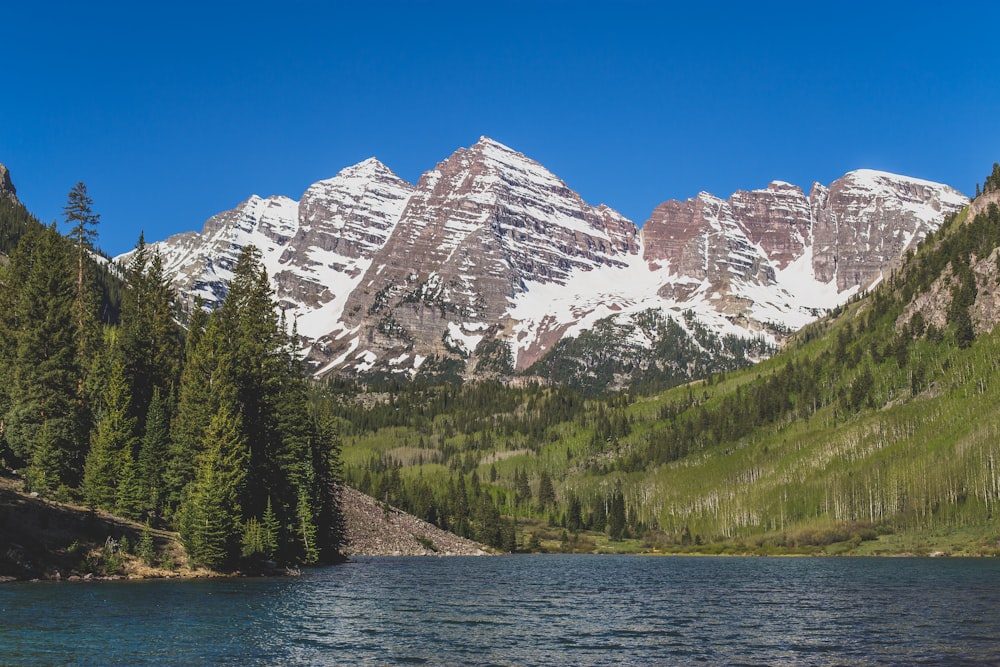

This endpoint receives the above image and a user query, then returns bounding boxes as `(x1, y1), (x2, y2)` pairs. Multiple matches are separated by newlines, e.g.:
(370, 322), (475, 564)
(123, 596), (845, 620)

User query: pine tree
(115, 447), (145, 520)
(566, 493), (583, 532)
(180, 404), (247, 569)
(537, 470), (556, 509)
(137, 521), (156, 565)
(609, 489), (627, 541)
(312, 417), (346, 562)
(167, 313), (234, 511)
(84, 352), (137, 510)
(589, 495), (607, 532)
(217, 245), (286, 517)
(241, 517), (266, 559)
(262, 496), (280, 559)
(296, 485), (319, 565)
(138, 388), (171, 513)
(62, 182), (101, 379)
(1, 225), (85, 491)
(119, 235), (182, 430)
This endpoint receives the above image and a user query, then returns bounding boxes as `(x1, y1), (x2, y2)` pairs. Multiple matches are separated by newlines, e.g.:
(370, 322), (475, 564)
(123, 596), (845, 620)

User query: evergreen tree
(62, 182), (101, 377)
(115, 447), (145, 520)
(119, 235), (182, 430)
(566, 493), (583, 532)
(1, 225), (85, 491)
(83, 352), (137, 510)
(537, 470), (556, 509)
(170, 245), (342, 565)
(216, 245), (286, 516)
(609, 489), (627, 541)
(262, 496), (280, 559)
(137, 522), (156, 565)
(137, 388), (171, 513)
(180, 404), (247, 569)
(167, 313), (234, 511)
(589, 495), (607, 532)
(514, 468), (532, 505)
(312, 417), (346, 562)
(296, 485), (319, 565)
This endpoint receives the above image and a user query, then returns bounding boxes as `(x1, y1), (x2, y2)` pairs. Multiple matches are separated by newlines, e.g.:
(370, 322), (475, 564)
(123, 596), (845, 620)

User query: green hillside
(329, 174), (1000, 556)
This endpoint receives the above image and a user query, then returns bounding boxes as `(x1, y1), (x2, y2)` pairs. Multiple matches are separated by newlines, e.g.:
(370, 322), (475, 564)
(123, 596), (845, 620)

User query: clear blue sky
(2, 1), (998, 256)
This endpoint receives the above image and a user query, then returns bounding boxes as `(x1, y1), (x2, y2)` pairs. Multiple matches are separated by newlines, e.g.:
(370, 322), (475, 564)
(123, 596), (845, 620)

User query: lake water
(2, 555), (1000, 665)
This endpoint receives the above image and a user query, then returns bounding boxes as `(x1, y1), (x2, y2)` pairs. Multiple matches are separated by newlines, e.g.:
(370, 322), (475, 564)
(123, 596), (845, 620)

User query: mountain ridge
(115, 139), (967, 387)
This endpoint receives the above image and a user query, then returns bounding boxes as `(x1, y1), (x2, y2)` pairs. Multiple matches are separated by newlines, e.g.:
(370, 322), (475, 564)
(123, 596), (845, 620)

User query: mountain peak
(474, 135), (512, 150)
(334, 156), (399, 180)
(125, 139), (967, 383)
(841, 169), (967, 196)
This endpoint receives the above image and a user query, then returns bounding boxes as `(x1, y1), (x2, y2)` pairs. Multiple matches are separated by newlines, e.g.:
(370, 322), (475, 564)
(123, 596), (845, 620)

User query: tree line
(0, 184), (344, 569)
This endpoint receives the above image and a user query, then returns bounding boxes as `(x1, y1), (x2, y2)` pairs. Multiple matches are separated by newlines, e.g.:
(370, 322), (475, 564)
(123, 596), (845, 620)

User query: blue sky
(2, 1), (998, 256)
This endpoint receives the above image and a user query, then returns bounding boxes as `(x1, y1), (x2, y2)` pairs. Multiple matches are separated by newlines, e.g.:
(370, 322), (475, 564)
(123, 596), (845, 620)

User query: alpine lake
(3, 554), (999, 665)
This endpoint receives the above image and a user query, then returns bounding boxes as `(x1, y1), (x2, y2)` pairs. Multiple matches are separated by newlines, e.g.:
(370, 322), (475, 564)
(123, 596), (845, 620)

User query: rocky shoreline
(1, 473), (490, 583)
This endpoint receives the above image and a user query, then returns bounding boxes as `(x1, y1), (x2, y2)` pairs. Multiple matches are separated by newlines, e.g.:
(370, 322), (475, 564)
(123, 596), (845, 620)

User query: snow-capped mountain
(121, 138), (967, 384)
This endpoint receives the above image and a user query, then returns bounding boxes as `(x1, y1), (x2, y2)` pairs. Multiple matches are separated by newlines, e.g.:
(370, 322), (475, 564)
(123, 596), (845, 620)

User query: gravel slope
(340, 485), (492, 556)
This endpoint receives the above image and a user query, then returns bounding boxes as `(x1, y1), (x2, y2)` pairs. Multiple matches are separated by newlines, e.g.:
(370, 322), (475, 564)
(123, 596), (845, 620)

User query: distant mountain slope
(334, 181), (1000, 554)
(120, 139), (966, 387)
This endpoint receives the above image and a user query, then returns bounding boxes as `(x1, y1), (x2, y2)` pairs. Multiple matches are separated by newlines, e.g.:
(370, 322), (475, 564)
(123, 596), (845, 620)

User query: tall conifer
(1, 225), (83, 491)
(83, 351), (137, 510)
(180, 404), (247, 569)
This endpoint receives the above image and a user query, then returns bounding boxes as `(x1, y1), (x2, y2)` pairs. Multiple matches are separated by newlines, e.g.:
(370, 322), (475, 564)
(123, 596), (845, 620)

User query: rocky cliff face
(322, 137), (641, 374)
(811, 170), (965, 292)
(122, 139), (968, 383)
(121, 159), (414, 350)
(897, 190), (1000, 337)
(0, 162), (17, 202)
(640, 171), (966, 329)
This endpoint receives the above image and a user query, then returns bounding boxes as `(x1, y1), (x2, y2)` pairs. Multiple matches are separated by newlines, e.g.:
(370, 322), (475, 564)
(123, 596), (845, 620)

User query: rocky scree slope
(119, 139), (966, 383)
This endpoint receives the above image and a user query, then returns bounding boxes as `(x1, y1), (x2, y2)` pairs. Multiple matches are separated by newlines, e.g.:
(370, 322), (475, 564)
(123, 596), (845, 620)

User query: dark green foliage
(114, 448), (145, 521)
(138, 388), (171, 513)
(62, 182), (99, 252)
(179, 404), (247, 569)
(537, 470), (556, 508)
(119, 235), (183, 432)
(137, 521), (156, 565)
(608, 489), (627, 541)
(2, 198), (343, 570)
(527, 309), (774, 395)
(982, 163), (1000, 196)
(62, 182), (102, 372)
(84, 353), (137, 510)
(0, 196), (39, 257)
(0, 224), (85, 491)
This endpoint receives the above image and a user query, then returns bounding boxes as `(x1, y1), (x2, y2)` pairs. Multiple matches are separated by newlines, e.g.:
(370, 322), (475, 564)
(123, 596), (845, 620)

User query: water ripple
(4, 555), (1000, 665)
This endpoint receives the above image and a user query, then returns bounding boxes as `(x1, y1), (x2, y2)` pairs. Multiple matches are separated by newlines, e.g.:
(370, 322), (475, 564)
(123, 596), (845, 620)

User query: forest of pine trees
(0, 187), (344, 570)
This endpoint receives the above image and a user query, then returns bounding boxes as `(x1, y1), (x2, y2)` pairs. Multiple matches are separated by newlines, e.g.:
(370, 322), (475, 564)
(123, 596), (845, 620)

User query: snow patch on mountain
(124, 137), (968, 383)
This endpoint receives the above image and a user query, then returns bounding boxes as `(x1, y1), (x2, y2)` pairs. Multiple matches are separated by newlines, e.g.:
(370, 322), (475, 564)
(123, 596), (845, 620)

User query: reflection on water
(2, 555), (1000, 665)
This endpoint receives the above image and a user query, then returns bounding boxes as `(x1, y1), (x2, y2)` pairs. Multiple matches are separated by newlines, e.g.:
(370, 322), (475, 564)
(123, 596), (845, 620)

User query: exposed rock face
(812, 170), (965, 291)
(642, 192), (775, 302)
(120, 159), (413, 347)
(122, 139), (967, 382)
(641, 171), (965, 317)
(897, 190), (1000, 336)
(730, 181), (813, 270)
(325, 137), (640, 373)
(0, 162), (17, 201)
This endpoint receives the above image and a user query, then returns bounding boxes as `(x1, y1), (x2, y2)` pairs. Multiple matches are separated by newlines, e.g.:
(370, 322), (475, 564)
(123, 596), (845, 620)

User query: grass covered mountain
(330, 168), (1000, 555)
